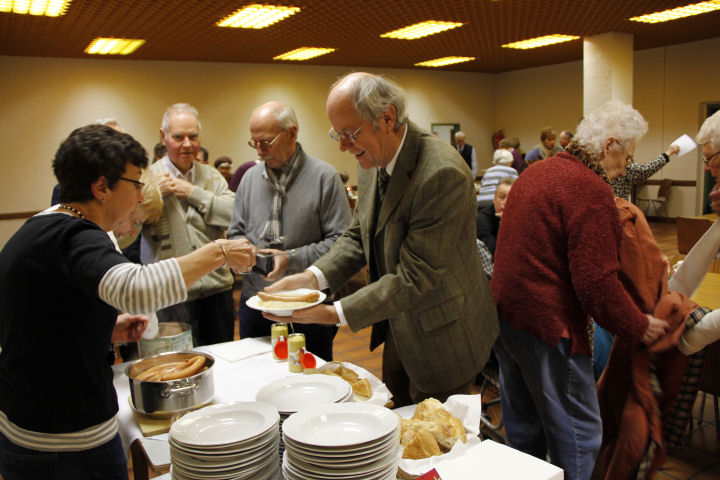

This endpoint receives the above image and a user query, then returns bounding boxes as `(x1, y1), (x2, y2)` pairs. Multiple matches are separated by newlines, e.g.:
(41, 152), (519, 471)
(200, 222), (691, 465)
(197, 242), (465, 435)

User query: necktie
(377, 168), (390, 207)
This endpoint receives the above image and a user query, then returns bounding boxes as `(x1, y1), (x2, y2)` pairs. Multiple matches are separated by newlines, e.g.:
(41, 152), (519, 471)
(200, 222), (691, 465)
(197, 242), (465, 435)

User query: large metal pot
(138, 321), (193, 358)
(125, 351), (214, 418)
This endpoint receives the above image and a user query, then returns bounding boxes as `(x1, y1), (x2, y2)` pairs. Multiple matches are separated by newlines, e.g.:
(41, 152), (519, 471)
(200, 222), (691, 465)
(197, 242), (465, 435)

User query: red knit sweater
(491, 153), (648, 356)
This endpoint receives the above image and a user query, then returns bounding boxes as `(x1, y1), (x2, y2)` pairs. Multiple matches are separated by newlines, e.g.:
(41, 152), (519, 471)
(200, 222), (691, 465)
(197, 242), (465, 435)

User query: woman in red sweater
(491, 100), (668, 480)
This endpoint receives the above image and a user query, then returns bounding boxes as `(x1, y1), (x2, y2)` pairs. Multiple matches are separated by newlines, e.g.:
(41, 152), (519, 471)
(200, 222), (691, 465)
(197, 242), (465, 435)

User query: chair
(637, 179), (672, 218)
(676, 216), (715, 254)
(697, 341), (720, 440)
(478, 355), (505, 443)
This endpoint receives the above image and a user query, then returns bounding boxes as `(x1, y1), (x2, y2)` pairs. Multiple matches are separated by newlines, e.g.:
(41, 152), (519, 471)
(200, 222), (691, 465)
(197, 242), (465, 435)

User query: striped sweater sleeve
(98, 259), (187, 315)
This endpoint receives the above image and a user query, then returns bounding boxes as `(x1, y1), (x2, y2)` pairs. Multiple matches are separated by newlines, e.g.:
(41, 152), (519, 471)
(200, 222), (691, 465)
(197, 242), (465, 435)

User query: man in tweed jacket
(265, 73), (498, 407)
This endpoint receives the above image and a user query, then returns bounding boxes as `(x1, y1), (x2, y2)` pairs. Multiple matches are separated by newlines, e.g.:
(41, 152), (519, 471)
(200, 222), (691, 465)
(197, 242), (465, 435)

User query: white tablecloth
(113, 338), (563, 479)
(112, 337), (311, 452)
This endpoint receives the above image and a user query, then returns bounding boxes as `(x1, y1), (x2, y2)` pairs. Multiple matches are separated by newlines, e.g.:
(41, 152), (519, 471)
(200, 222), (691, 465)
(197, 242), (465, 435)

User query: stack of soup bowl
(282, 403), (401, 480)
(256, 374), (352, 460)
(168, 401), (280, 480)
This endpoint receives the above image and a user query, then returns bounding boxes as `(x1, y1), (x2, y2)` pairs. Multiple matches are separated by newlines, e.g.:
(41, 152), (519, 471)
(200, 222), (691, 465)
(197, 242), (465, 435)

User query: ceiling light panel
(502, 34), (581, 50)
(85, 38), (145, 55)
(415, 56), (475, 67)
(273, 47), (335, 61)
(0, 0), (71, 16)
(217, 4), (299, 29)
(380, 21), (464, 40)
(629, 1), (720, 23)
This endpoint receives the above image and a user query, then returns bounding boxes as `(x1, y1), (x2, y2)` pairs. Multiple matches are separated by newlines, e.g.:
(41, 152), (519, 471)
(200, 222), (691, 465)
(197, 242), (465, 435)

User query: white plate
(256, 374), (351, 414)
(170, 401), (279, 447)
(282, 403), (398, 447)
(246, 288), (326, 317)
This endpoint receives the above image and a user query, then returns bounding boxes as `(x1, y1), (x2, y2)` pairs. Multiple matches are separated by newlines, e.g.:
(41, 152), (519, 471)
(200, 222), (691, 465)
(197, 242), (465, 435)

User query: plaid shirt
(477, 239), (493, 279)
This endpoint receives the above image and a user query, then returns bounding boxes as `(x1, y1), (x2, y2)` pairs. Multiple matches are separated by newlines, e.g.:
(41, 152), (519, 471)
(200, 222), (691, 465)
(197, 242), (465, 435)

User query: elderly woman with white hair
(475, 149), (518, 208)
(491, 100), (669, 480)
(699, 110), (720, 213)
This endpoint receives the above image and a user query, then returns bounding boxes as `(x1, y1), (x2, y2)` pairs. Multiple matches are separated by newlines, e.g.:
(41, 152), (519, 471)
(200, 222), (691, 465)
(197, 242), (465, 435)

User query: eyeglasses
(118, 177), (145, 190)
(328, 125), (362, 143)
(248, 132), (282, 150)
(703, 151), (720, 166)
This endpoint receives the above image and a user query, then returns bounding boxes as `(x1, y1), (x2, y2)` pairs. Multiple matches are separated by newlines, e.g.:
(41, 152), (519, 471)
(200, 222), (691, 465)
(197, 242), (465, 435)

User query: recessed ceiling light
(415, 56), (475, 67)
(380, 21), (464, 40)
(629, 1), (720, 23)
(273, 47), (335, 61)
(84, 38), (145, 55)
(0, 0), (71, 16)
(502, 34), (581, 50)
(217, 4), (300, 29)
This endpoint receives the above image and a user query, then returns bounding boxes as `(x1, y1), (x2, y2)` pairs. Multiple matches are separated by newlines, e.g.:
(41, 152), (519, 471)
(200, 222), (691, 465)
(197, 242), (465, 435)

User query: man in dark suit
(455, 131), (477, 178)
(264, 72), (499, 407)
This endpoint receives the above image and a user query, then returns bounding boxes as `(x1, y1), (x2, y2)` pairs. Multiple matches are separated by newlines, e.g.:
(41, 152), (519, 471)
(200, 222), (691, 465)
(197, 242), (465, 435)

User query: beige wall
(1, 36), (719, 247)
(494, 36), (720, 218)
(0, 56), (494, 245)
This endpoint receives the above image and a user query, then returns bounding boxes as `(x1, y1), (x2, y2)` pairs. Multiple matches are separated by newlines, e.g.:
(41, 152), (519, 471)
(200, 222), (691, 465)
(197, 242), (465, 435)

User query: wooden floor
(130, 219), (720, 479)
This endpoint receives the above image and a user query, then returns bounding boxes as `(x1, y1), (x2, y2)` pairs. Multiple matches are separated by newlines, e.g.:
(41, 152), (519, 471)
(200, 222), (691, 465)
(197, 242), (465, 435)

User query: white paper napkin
(396, 394), (483, 476)
(206, 338), (272, 362)
(671, 134), (697, 157)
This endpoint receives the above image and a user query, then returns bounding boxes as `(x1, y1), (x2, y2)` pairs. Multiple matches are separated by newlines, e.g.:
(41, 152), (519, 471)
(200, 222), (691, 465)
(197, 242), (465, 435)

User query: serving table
(691, 272), (720, 310)
(113, 337), (563, 480)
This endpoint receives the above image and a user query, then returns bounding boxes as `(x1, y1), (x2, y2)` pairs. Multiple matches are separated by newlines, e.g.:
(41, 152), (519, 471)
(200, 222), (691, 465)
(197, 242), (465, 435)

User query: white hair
(697, 110), (720, 151)
(161, 103), (202, 132)
(575, 100), (648, 155)
(493, 149), (514, 165)
(332, 72), (408, 130)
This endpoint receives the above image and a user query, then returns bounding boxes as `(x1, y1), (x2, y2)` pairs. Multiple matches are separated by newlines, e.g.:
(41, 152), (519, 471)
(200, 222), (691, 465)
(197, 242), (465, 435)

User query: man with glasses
(699, 111), (720, 213)
(263, 73), (499, 407)
(227, 101), (351, 361)
(140, 103), (237, 346)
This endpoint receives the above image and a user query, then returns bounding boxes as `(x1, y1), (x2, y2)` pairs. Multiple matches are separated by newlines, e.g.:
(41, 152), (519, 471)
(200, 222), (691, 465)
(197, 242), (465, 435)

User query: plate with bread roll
(308, 361), (392, 407)
(246, 288), (326, 316)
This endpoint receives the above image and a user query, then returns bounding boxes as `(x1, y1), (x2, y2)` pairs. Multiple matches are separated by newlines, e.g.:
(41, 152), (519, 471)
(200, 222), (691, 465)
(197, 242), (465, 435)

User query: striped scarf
(260, 144), (304, 248)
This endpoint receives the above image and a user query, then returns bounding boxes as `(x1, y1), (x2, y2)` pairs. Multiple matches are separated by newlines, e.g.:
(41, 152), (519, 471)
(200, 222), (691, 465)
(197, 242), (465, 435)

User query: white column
(583, 32), (634, 115)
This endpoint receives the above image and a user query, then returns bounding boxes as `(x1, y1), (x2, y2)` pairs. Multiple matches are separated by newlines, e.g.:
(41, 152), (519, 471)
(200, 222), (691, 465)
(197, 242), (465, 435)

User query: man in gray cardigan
(141, 103), (236, 346)
(227, 101), (352, 360)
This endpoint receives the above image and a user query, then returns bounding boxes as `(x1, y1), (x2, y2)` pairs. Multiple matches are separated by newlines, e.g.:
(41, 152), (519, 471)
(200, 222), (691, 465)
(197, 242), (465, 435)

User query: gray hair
(575, 100), (648, 155)
(161, 103), (202, 133)
(332, 73), (408, 130)
(493, 149), (514, 165)
(455, 131), (466, 139)
(497, 176), (516, 188)
(267, 102), (299, 132)
(697, 110), (720, 151)
(96, 118), (123, 133)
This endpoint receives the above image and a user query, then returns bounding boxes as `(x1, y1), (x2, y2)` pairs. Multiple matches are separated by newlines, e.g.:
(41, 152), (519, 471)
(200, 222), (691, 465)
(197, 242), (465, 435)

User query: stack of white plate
(168, 401), (280, 480)
(282, 403), (400, 480)
(256, 374), (352, 459)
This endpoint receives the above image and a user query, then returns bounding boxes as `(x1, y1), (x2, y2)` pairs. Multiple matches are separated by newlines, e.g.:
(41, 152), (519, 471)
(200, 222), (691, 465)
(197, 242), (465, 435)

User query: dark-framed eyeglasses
(118, 177), (145, 190)
(248, 132), (282, 150)
(328, 125), (362, 143)
(703, 151), (720, 166)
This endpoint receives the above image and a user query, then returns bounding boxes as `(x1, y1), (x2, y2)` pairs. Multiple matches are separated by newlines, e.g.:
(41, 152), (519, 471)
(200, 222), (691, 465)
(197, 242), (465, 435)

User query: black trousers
(238, 295), (337, 361)
(156, 290), (235, 346)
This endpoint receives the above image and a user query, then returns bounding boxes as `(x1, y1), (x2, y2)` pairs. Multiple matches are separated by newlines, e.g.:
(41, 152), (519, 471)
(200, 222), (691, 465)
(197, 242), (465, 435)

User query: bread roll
(402, 427), (442, 459)
(351, 378), (372, 398)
